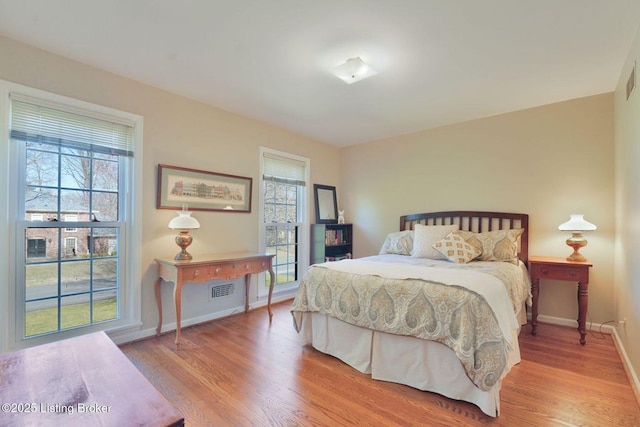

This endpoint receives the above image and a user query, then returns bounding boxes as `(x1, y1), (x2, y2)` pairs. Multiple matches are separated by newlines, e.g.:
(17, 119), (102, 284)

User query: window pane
(275, 205), (287, 223)
(93, 159), (118, 191)
(25, 227), (58, 261)
(60, 189), (89, 212)
(25, 188), (59, 220)
(92, 191), (118, 221)
(286, 205), (297, 223)
(61, 152), (91, 189)
(92, 228), (118, 257)
(26, 149), (58, 187)
(264, 204), (275, 223)
(25, 262), (59, 301)
(61, 294), (90, 329)
(25, 301), (58, 336)
(94, 257), (118, 291)
(93, 289), (117, 322)
(264, 181), (275, 203)
(61, 260), (90, 295)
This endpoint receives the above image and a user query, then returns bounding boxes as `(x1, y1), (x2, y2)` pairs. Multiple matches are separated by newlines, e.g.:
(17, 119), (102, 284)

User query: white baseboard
(535, 314), (640, 398)
(108, 289), (296, 345)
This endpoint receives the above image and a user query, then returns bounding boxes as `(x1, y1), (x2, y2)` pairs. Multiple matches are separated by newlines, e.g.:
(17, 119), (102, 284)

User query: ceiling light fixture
(331, 57), (377, 84)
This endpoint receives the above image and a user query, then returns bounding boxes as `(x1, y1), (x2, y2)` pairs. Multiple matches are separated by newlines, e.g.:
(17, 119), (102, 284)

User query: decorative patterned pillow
(411, 224), (459, 260)
(379, 230), (414, 255)
(457, 229), (524, 264)
(432, 232), (481, 264)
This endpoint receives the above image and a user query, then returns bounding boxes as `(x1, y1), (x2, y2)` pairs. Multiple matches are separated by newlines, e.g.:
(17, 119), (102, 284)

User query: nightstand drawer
(531, 263), (589, 282)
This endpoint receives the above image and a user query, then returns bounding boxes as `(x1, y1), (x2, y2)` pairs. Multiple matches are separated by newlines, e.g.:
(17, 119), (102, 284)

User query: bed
(291, 211), (530, 417)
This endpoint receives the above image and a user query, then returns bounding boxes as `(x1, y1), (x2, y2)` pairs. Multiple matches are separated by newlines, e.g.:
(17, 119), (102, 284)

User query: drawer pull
(569, 271), (576, 277)
(193, 269), (200, 277)
(541, 268), (548, 274)
(245, 264), (250, 270)
(215, 267), (221, 273)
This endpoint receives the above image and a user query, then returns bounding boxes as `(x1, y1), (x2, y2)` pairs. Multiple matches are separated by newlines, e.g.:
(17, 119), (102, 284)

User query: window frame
(258, 147), (310, 298)
(0, 80), (144, 352)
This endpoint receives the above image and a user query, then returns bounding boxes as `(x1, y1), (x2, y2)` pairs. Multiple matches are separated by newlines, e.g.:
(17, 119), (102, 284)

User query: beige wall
(614, 27), (640, 385)
(0, 35), (340, 341)
(341, 93), (616, 323)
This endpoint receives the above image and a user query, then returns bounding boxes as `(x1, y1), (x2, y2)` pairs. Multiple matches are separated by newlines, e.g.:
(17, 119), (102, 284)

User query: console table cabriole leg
(267, 268), (275, 322)
(154, 278), (163, 337)
(531, 277), (539, 335)
(577, 282), (588, 345)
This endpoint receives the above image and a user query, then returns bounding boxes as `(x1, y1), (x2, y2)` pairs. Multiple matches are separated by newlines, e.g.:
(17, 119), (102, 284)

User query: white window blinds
(263, 153), (306, 186)
(10, 94), (134, 157)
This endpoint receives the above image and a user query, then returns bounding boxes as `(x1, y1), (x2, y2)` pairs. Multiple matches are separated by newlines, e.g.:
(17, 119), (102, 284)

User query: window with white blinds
(260, 149), (309, 296)
(2, 83), (143, 349)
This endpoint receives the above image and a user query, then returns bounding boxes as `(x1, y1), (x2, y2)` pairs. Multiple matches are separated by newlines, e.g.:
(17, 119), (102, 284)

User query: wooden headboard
(399, 211), (529, 264)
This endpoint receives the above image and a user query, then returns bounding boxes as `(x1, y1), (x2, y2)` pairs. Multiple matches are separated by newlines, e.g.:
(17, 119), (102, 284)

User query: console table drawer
(244, 260), (271, 274)
(181, 266), (209, 281)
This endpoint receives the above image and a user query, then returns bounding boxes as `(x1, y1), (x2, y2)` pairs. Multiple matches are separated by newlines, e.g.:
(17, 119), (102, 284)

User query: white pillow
(379, 230), (414, 255)
(411, 224), (459, 260)
(433, 231), (481, 264)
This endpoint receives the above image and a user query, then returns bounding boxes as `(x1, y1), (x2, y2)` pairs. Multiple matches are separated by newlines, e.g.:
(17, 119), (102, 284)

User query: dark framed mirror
(313, 184), (338, 224)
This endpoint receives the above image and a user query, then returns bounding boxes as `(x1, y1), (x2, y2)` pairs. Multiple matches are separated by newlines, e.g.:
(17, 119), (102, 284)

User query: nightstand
(529, 256), (593, 345)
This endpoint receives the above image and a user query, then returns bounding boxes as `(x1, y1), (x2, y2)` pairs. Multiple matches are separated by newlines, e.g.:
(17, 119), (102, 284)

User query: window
(259, 148), (309, 297)
(1, 82), (143, 349)
(64, 214), (78, 232)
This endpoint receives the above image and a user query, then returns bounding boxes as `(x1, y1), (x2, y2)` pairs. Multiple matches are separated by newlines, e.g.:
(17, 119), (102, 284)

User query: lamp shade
(558, 214), (597, 232)
(332, 57), (377, 84)
(168, 210), (200, 230)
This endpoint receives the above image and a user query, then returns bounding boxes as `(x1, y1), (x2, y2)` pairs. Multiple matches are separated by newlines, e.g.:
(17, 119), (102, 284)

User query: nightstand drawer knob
(541, 268), (548, 274)
(193, 269), (200, 277)
(570, 271), (576, 276)
(215, 267), (221, 273)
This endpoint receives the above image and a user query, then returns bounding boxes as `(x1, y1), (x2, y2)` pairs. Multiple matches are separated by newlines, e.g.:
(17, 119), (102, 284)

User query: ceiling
(1, 1), (639, 147)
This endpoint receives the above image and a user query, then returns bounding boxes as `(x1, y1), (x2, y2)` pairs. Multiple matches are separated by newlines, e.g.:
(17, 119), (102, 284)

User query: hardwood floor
(120, 301), (640, 426)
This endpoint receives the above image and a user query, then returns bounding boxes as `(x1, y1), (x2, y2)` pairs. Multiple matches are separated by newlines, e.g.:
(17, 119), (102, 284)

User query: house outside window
(258, 148), (309, 297)
(1, 80), (143, 349)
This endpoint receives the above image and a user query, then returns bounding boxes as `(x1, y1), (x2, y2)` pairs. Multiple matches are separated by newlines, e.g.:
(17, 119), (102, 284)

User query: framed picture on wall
(157, 164), (252, 212)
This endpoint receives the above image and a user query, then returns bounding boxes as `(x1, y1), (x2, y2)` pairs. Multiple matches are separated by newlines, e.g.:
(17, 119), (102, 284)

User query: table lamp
(558, 214), (596, 262)
(168, 206), (200, 260)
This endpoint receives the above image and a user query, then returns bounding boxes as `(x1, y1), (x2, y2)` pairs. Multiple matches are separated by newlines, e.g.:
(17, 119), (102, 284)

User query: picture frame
(313, 184), (338, 224)
(157, 164), (252, 213)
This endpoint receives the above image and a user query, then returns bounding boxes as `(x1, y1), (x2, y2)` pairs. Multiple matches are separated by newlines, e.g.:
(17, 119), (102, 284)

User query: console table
(529, 255), (592, 345)
(154, 252), (275, 344)
(0, 331), (183, 426)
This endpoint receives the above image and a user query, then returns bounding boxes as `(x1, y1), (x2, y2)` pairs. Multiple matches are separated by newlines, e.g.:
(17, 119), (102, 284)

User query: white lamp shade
(558, 214), (596, 231)
(332, 57), (378, 84)
(168, 211), (200, 230)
